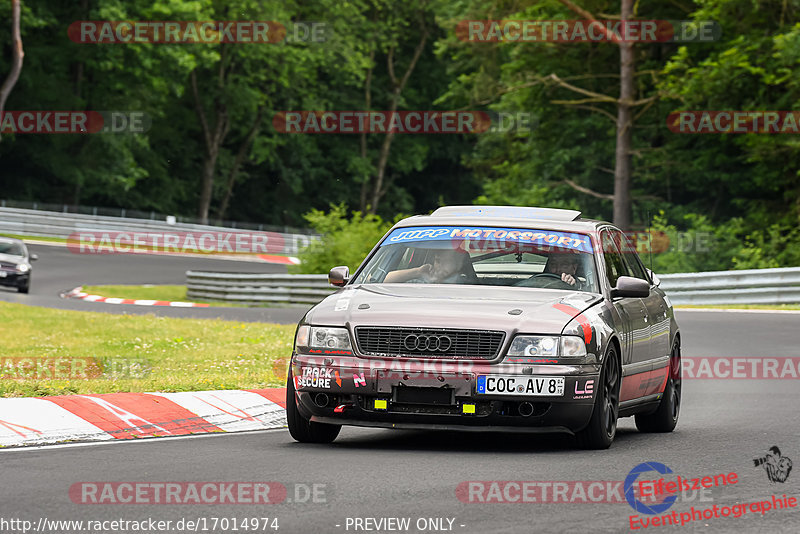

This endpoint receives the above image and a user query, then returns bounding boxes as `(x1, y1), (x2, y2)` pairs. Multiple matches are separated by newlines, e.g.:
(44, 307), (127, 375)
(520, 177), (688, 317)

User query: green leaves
(290, 203), (398, 274)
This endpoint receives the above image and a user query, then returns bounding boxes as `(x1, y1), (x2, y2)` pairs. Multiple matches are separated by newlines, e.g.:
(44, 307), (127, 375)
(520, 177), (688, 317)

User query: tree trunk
(199, 150), (219, 223)
(366, 25), (428, 214)
(191, 62), (229, 224)
(218, 105), (265, 220)
(613, 0), (635, 230)
(0, 0), (24, 144)
(368, 87), (399, 213)
(358, 50), (375, 213)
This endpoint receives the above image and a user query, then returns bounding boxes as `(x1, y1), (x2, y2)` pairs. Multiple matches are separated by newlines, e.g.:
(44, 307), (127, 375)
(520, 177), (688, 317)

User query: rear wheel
(286, 368), (341, 443)
(635, 339), (681, 433)
(576, 345), (620, 450)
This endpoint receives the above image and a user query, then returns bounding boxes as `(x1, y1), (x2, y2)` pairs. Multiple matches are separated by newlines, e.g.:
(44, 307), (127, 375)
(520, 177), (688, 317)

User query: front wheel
(635, 339), (681, 433)
(286, 368), (341, 443)
(576, 345), (620, 450)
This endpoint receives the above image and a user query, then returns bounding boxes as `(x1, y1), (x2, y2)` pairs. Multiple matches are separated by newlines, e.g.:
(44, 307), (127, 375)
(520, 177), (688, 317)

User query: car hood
(306, 284), (602, 334)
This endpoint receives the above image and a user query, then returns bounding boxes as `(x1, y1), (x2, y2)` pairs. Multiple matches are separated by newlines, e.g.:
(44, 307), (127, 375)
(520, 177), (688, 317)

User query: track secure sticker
(298, 367), (334, 388)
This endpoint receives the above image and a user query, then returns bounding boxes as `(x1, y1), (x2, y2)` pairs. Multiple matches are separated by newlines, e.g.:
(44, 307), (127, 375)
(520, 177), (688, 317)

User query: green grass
(0, 233), (67, 244)
(82, 284), (190, 302)
(80, 284), (281, 308)
(675, 304), (800, 310)
(0, 302), (294, 397)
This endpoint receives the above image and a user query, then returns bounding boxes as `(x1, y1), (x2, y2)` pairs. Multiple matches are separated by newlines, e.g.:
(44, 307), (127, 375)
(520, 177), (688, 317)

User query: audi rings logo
(403, 334), (453, 352)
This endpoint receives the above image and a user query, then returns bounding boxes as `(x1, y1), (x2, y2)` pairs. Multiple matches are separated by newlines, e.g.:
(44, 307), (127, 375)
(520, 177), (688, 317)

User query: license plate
(393, 386), (453, 405)
(0, 271), (6, 278)
(476, 375), (564, 396)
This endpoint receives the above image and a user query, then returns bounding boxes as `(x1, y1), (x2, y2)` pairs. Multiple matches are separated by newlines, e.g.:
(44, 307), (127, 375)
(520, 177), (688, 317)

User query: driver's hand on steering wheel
(561, 273), (577, 286)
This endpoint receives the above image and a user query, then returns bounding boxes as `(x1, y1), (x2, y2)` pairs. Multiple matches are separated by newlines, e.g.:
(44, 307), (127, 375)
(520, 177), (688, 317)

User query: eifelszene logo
(625, 462), (678, 515)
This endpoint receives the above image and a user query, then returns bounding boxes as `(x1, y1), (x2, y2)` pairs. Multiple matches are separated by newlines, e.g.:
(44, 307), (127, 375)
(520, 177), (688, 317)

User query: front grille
(355, 327), (505, 360)
(0, 262), (17, 270)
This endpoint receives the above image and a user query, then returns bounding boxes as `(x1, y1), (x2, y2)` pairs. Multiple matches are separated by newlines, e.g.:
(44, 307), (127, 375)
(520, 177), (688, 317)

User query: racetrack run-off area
(0, 389), (286, 447)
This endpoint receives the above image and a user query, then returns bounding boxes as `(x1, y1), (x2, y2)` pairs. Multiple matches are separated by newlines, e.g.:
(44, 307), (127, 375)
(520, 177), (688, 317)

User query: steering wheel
(515, 272), (575, 289)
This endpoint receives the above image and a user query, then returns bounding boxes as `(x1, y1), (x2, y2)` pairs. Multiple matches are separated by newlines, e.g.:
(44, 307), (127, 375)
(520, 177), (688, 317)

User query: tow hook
(333, 404), (352, 413)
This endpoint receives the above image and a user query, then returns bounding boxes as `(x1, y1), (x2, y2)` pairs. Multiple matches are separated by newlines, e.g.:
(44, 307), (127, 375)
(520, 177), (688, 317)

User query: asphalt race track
(0, 243), (310, 323)
(1, 244), (799, 533)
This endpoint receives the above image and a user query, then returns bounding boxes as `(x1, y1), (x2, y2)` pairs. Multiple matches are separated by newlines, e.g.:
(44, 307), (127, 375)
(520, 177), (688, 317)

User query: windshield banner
(383, 226), (592, 253)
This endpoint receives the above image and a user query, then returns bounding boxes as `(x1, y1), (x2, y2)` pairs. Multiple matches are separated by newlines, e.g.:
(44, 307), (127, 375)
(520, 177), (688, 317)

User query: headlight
(507, 336), (558, 357)
(295, 326), (352, 352)
(17, 264), (29, 273)
(506, 335), (587, 358)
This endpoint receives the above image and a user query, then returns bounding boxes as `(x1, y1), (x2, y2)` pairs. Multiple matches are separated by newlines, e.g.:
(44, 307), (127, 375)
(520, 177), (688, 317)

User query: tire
(635, 339), (681, 433)
(576, 345), (620, 450)
(286, 367), (341, 443)
(17, 283), (29, 294)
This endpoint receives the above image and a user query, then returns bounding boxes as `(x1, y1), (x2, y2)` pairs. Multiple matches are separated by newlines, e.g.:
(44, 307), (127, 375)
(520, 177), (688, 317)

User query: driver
(545, 252), (581, 287)
(384, 249), (473, 284)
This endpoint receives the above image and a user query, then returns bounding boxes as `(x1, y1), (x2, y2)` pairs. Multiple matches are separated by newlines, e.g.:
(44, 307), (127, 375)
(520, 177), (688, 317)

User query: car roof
(392, 205), (610, 233)
(0, 237), (25, 244)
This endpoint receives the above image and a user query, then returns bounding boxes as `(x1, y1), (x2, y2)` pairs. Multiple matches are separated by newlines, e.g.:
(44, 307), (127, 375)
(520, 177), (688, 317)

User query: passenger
(384, 249), (475, 284)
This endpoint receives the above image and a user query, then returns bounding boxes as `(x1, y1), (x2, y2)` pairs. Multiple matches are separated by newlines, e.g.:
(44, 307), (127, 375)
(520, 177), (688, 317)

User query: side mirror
(328, 266), (350, 287)
(610, 276), (650, 299)
(646, 268), (660, 286)
(30, 254), (38, 261)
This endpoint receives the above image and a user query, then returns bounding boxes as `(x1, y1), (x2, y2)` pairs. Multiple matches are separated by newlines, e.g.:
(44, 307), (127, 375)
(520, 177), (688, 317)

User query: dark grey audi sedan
(0, 237), (37, 293)
(287, 206), (681, 449)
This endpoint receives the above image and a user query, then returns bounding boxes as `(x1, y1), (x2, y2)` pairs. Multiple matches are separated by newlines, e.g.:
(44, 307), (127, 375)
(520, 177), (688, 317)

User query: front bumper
(0, 271), (29, 288)
(291, 353), (600, 434)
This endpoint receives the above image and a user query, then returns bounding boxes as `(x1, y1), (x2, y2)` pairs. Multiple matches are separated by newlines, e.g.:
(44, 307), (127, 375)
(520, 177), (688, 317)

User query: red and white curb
(0, 388), (286, 447)
(258, 254), (301, 265)
(62, 286), (210, 307)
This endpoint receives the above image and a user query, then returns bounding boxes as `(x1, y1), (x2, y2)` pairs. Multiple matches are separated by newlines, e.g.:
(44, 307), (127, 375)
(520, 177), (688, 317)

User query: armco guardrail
(0, 207), (317, 256)
(186, 272), (334, 305)
(186, 267), (800, 306)
(659, 267), (800, 305)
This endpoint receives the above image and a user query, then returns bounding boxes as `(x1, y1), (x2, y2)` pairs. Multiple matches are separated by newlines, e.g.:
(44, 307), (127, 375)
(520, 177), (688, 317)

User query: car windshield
(352, 225), (599, 293)
(0, 242), (25, 256)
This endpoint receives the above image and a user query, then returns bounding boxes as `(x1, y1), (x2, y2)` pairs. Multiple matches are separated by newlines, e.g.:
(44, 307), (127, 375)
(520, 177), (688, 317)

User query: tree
(0, 0), (23, 144)
(435, 0), (679, 228)
(358, 1), (431, 214)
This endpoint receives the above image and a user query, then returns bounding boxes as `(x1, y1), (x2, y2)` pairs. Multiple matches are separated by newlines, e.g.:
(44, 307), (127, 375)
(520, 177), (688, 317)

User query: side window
(613, 230), (649, 282)
(601, 230), (629, 288)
